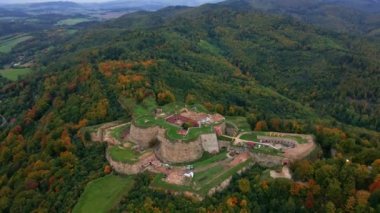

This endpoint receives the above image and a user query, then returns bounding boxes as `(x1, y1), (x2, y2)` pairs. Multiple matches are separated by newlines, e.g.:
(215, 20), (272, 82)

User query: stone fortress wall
(258, 136), (296, 148)
(129, 121), (225, 163)
(200, 134), (219, 153)
(155, 135), (204, 163)
(129, 124), (159, 148)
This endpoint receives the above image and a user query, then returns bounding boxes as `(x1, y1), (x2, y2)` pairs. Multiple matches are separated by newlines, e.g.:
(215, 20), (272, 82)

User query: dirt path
(270, 166), (292, 179)
(284, 135), (316, 160)
(232, 132), (316, 161)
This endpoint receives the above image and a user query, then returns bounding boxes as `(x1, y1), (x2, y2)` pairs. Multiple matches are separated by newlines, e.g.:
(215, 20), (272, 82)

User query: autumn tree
(185, 94), (197, 105)
(254, 120), (268, 131)
(157, 90), (175, 106)
(215, 104), (224, 114)
(238, 178), (251, 193)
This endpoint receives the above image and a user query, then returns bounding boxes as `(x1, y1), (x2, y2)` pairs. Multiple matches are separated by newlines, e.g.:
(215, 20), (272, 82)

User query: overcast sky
(0, 0), (221, 4)
(0, 0), (109, 3)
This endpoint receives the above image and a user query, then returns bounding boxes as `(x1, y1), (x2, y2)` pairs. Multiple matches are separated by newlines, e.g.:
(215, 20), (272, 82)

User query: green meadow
(56, 18), (91, 26)
(0, 68), (32, 81)
(73, 175), (135, 213)
(0, 34), (32, 53)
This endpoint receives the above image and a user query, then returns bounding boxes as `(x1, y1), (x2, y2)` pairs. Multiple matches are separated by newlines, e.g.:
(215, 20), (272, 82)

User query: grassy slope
(0, 68), (32, 81)
(56, 18), (91, 26)
(0, 34), (32, 53)
(110, 124), (130, 141)
(151, 158), (252, 196)
(108, 146), (139, 163)
(73, 175), (134, 213)
(226, 116), (251, 132)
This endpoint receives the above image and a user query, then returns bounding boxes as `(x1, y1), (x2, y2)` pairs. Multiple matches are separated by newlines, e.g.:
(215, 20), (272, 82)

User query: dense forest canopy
(0, 0), (379, 212)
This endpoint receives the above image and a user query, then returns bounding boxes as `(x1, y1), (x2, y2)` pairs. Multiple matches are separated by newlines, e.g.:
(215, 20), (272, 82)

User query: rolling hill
(0, 0), (380, 212)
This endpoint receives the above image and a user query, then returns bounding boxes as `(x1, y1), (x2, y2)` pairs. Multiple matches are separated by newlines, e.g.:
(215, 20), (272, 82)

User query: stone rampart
(201, 134), (219, 153)
(251, 153), (285, 167)
(129, 124), (159, 148)
(106, 151), (143, 175)
(155, 135), (204, 163)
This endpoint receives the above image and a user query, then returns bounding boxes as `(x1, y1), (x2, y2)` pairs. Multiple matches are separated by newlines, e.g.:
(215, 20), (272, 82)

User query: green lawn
(133, 99), (222, 142)
(240, 132), (265, 141)
(193, 151), (228, 168)
(0, 34), (32, 53)
(134, 115), (214, 142)
(193, 165), (224, 183)
(56, 18), (91, 26)
(108, 146), (140, 164)
(151, 159), (252, 197)
(73, 175), (135, 213)
(0, 68), (32, 81)
(110, 124), (130, 141)
(197, 160), (251, 195)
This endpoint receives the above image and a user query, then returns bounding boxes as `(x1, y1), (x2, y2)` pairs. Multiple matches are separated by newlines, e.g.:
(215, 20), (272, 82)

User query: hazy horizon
(0, 0), (222, 4)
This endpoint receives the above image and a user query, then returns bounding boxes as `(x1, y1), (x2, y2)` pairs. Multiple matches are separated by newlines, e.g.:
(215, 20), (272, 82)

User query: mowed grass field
(73, 175), (135, 213)
(56, 18), (91, 26)
(0, 34), (32, 53)
(151, 157), (252, 196)
(0, 68), (32, 81)
(108, 146), (140, 164)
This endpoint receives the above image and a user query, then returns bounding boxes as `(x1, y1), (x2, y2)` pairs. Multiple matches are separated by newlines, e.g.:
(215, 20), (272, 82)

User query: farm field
(56, 18), (91, 26)
(0, 34), (32, 53)
(0, 68), (32, 81)
(73, 175), (134, 213)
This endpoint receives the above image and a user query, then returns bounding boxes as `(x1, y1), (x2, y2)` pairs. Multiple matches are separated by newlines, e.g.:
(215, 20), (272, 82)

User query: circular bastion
(155, 134), (204, 163)
(129, 123), (159, 148)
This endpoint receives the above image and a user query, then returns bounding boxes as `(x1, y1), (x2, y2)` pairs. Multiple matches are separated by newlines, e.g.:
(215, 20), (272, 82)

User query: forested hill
(51, 0), (380, 131)
(0, 0), (380, 212)
(221, 0), (380, 35)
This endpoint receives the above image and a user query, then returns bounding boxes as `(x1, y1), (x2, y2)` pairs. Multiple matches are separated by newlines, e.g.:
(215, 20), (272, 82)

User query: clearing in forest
(73, 175), (134, 213)
(0, 68), (32, 81)
(0, 34), (32, 53)
(56, 18), (91, 26)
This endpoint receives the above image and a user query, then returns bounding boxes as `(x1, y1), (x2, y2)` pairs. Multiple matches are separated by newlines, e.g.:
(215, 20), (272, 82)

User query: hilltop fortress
(87, 99), (317, 198)
(129, 108), (226, 163)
